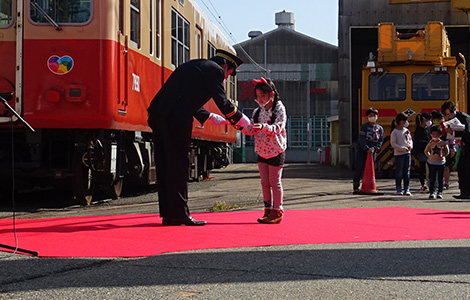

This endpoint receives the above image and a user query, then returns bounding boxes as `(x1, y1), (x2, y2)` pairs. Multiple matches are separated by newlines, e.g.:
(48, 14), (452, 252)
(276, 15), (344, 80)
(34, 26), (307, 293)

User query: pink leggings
(258, 162), (284, 210)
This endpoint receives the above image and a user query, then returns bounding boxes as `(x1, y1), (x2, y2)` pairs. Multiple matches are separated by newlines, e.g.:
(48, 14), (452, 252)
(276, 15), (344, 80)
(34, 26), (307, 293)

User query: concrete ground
(0, 163), (469, 299)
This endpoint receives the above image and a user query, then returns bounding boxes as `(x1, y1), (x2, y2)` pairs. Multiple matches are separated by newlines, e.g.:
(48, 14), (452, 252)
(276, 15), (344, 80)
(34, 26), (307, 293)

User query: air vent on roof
(275, 10), (295, 30)
(248, 31), (263, 39)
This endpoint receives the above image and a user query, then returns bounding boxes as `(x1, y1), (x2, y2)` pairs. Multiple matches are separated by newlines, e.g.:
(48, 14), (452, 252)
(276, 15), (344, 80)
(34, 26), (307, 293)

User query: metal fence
(244, 115), (330, 150)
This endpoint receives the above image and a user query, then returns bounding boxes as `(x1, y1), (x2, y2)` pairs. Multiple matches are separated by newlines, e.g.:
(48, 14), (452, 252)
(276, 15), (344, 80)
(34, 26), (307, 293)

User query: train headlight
(46, 89), (60, 103)
(434, 66), (448, 73)
(377, 67), (384, 73)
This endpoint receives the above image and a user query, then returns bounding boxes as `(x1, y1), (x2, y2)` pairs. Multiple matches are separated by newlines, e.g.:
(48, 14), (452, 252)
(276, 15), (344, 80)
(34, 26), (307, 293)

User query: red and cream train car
(0, 0), (239, 204)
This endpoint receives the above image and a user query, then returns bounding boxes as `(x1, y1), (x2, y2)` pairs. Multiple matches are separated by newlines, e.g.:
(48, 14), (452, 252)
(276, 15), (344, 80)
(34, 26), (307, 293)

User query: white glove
(235, 113), (251, 128)
(209, 113), (229, 126)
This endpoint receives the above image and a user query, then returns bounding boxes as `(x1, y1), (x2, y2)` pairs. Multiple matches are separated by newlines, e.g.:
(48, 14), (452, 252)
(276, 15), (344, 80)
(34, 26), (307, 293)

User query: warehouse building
(234, 11), (339, 163)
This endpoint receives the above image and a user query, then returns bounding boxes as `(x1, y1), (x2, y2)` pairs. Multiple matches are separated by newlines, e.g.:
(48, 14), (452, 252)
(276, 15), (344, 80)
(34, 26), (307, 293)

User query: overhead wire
(197, 0), (269, 73)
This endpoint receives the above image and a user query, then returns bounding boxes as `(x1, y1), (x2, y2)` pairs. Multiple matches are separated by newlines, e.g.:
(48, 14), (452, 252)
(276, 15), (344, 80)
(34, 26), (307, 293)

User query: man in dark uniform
(147, 49), (250, 226)
(441, 101), (470, 199)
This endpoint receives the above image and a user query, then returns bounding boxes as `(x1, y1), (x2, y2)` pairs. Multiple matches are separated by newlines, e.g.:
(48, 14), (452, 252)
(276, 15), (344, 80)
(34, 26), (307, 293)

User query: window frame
(154, 0), (161, 59)
(149, 0), (153, 55)
(207, 42), (216, 59)
(0, 0), (14, 28)
(29, 0), (93, 26)
(368, 73), (407, 101)
(411, 72), (450, 101)
(171, 8), (189, 67)
(195, 26), (202, 59)
(130, 0), (141, 49)
(229, 74), (235, 101)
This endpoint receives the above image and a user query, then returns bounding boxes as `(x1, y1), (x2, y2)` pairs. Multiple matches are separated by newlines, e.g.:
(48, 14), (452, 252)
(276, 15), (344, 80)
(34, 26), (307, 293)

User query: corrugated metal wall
(234, 28), (339, 116)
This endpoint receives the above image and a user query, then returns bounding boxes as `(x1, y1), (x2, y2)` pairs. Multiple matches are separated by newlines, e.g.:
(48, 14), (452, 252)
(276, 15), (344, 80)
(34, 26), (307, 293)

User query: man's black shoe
(162, 216), (207, 226)
(453, 194), (470, 199)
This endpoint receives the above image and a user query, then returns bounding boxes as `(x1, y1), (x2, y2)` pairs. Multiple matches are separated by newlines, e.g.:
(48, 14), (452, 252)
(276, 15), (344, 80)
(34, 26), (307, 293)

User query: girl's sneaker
(396, 190), (403, 195)
(404, 190), (412, 196)
(443, 184), (449, 190)
(437, 192), (443, 199)
(429, 193), (436, 199)
(419, 186), (427, 193)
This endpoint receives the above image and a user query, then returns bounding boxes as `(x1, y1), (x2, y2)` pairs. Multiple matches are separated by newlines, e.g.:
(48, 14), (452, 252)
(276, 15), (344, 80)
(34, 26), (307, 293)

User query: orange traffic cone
(358, 153), (384, 195)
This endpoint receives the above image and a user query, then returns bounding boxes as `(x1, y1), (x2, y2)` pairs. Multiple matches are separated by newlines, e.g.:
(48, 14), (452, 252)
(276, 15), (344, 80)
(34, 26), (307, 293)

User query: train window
(30, 0), (91, 24)
(368, 73), (406, 101)
(229, 74), (235, 100)
(412, 73), (450, 100)
(150, 0), (153, 55)
(171, 9), (189, 67)
(130, 0), (140, 48)
(207, 42), (216, 59)
(119, 0), (123, 33)
(195, 27), (202, 59)
(0, 0), (13, 27)
(155, 0), (160, 59)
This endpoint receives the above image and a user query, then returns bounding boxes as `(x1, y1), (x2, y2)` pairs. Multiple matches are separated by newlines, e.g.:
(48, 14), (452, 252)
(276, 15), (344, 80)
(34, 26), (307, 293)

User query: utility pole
(307, 70), (311, 164)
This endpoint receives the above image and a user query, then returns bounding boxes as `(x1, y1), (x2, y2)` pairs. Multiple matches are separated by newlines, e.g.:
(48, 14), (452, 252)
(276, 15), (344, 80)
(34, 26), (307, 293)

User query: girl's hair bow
(252, 77), (268, 85)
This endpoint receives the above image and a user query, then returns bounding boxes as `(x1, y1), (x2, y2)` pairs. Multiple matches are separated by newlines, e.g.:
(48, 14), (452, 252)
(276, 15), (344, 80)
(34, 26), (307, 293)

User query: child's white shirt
(391, 127), (413, 156)
(242, 101), (287, 159)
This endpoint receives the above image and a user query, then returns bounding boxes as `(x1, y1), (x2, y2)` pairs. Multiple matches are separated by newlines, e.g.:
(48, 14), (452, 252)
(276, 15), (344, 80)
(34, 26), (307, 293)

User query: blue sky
(193, 0), (339, 46)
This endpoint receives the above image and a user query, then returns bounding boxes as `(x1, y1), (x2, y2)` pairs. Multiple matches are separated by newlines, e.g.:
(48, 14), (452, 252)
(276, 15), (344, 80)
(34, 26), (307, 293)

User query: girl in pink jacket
(242, 78), (287, 224)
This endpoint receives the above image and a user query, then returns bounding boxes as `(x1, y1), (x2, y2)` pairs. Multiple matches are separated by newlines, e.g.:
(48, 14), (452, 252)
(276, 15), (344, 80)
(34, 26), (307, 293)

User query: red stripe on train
(362, 108), (439, 117)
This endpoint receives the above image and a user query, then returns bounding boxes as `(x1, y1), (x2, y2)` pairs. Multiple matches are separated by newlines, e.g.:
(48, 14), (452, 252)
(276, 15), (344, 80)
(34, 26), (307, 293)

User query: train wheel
(72, 152), (95, 205)
(110, 178), (124, 199)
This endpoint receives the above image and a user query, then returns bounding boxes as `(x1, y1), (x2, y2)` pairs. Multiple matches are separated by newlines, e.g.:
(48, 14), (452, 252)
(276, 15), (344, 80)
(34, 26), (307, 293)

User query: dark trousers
(457, 150), (470, 196)
(353, 149), (375, 189)
(418, 160), (427, 186)
(394, 153), (411, 192)
(149, 114), (192, 219)
(428, 163), (444, 193)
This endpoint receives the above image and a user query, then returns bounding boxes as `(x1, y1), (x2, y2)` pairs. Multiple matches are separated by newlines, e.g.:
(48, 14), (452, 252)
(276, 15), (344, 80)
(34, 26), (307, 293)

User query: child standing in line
(425, 125), (449, 199)
(413, 112), (431, 193)
(430, 110), (453, 189)
(353, 107), (384, 193)
(242, 77), (287, 224)
(391, 113), (413, 195)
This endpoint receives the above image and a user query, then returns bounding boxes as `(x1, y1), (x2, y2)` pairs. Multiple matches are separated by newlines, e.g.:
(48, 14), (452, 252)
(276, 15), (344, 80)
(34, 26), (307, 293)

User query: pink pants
(258, 162), (284, 210)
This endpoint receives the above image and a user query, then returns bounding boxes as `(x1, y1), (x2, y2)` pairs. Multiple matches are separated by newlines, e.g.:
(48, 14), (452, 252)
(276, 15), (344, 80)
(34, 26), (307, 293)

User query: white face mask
(404, 121), (409, 128)
(368, 116), (378, 123)
(425, 120), (432, 128)
(255, 99), (267, 108)
(255, 98), (273, 108)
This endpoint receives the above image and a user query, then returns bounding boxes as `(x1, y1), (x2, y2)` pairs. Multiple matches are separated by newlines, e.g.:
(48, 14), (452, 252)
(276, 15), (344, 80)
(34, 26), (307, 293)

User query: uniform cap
(216, 49), (243, 75)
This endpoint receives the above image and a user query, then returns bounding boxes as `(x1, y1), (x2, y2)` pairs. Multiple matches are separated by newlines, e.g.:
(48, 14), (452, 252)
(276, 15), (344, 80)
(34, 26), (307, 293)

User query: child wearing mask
(353, 107), (384, 193)
(242, 77), (287, 224)
(430, 110), (453, 189)
(425, 125), (449, 199)
(391, 113), (413, 195)
(412, 112), (431, 193)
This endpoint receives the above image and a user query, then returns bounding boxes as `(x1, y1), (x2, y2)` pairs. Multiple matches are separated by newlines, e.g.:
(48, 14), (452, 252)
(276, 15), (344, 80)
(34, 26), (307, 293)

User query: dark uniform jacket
(147, 59), (242, 125)
(453, 111), (470, 150)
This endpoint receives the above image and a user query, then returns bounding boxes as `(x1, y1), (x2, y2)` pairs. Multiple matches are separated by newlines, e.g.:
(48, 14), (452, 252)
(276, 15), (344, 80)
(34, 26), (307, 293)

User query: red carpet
(0, 207), (469, 258)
